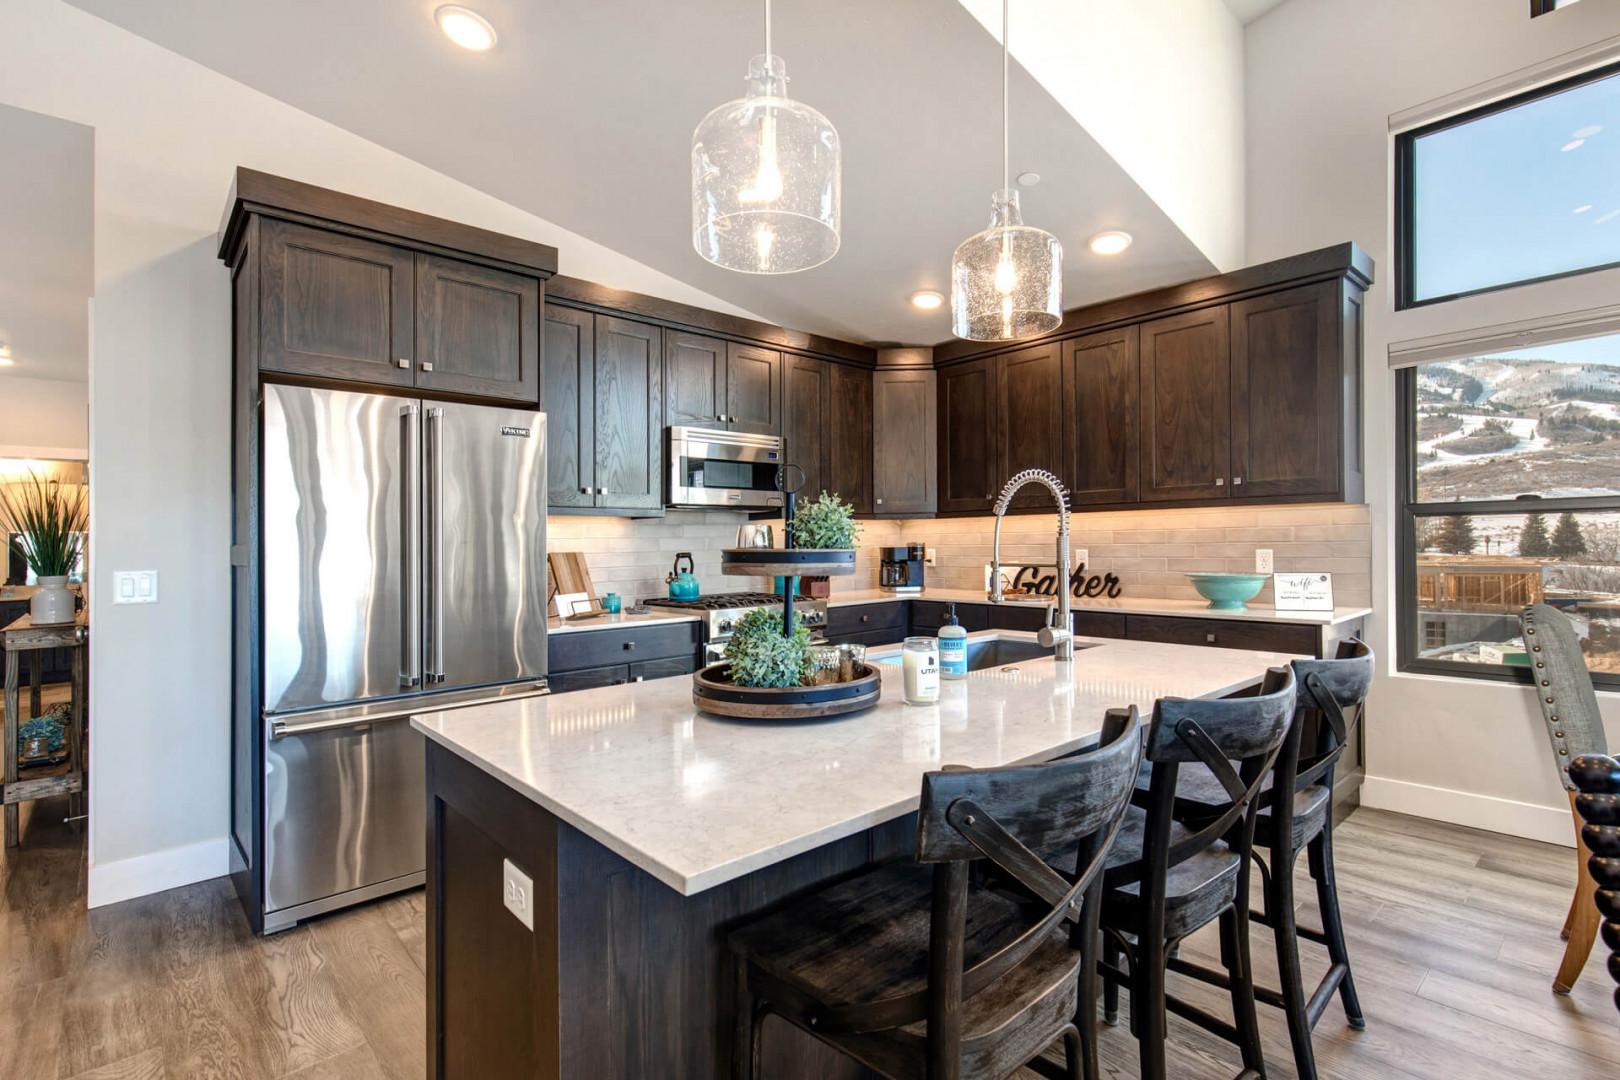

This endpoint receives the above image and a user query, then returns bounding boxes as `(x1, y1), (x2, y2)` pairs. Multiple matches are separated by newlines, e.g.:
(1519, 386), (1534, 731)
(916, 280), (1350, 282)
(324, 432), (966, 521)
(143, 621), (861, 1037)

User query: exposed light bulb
(755, 225), (775, 263)
(993, 253), (1018, 295)
(740, 113), (784, 204)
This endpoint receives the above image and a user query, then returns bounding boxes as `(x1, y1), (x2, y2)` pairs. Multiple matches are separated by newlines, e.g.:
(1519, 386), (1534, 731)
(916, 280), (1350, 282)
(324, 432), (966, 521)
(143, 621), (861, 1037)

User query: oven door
(666, 427), (785, 509)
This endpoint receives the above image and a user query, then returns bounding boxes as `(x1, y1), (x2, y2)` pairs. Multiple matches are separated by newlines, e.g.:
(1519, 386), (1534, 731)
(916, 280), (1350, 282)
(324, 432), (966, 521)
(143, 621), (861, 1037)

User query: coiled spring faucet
(988, 468), (1074, 662)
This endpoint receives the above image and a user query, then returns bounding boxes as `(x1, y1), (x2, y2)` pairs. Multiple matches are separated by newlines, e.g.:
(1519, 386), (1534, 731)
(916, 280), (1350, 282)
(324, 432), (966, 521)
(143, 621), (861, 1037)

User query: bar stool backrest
(1521, 604), (1610, 792)
(1291, 639), (1373, 795)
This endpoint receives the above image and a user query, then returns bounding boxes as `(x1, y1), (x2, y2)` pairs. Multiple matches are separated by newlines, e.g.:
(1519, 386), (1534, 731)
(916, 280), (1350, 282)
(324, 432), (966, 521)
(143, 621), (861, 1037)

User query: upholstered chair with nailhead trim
(1519, 604), (1610, 994)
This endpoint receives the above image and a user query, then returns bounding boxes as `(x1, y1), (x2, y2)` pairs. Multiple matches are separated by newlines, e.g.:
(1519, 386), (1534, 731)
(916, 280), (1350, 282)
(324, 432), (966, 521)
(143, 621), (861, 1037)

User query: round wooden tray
(692, 661), (882, 719)
(719, 548), (857, 577)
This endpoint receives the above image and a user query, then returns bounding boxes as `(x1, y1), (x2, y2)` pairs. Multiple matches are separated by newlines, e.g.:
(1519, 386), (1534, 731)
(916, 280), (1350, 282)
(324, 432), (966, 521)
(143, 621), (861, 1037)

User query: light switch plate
(924, 546), (936, 567)
(1255, 549), (1274, 575)
(502, 858), (534, 931)
(112, 571), (158, 604)
(1074, 548), (1089, 568)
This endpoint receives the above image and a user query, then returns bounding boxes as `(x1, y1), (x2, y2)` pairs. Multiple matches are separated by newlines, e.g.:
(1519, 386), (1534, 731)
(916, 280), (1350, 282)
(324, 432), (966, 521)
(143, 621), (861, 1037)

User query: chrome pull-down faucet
(988, 468), (1074, 662)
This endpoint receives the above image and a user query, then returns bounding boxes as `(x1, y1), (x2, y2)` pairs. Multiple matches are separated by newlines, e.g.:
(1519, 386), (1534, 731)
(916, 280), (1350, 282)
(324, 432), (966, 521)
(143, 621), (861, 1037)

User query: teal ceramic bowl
(1185, 573), (1269, 611)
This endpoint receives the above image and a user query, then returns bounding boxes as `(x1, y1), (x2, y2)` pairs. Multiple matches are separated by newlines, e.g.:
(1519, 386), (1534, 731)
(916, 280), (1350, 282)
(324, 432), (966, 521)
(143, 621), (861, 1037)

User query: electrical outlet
(502, 858), (534, 931)
(925, 546), (936, 567)
(1255, 549), (1275, 575)
(1074, 548), (1089, 568)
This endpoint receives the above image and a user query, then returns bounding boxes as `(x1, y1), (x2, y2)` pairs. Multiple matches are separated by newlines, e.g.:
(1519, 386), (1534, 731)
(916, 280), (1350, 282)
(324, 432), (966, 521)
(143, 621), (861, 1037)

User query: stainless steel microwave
(666, 426), (785, 510)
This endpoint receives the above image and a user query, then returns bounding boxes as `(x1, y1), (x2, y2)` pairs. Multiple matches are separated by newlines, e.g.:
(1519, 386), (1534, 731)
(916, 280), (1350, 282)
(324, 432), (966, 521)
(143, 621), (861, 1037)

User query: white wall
(0, 0), (766, 906)
(956, 0), (1247, 271)
(0, 374), (87, 458)
(1246, 0), (1620, 844)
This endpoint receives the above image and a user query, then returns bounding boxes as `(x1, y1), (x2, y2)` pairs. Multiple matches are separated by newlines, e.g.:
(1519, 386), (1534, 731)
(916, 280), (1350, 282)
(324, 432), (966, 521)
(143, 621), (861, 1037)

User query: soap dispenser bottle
(938, 603), (968, 680)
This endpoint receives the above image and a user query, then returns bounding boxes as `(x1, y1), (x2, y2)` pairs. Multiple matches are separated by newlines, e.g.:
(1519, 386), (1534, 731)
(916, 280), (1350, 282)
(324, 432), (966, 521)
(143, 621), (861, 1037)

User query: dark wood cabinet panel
(663, 330), (726, 427)
(781, 356), (831, 498)
(910, 601), (991, 635)
(873, 369), (936, 516)
(1065, 327), (1140, 505)
(413, 254), (540, 403)
(1124, 613), (1318, 655)
(1140, 306), (1231, 503)
(1230, 281), (1340, 499)
(630, 656), (698, 681)
(593, 316), (663, 511)
(937, 356), (1000, 513)
(827, 363), (873, 514)
(542, 304), (595, 509)
(725, 343), (781, 436)
(825, 602), (906, 641)
(548, 664), (632, 694)
(996, 343), (1064, 510)
(1073, 611), (1126, 639)
(258, 218), (414, 387)
(549, 622), (699, 673)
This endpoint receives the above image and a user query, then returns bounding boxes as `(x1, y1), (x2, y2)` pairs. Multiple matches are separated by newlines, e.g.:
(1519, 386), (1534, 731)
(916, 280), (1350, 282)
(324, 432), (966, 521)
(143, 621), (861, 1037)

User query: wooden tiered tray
(718, 548), (856, 577)
(692, 661), (881, 720)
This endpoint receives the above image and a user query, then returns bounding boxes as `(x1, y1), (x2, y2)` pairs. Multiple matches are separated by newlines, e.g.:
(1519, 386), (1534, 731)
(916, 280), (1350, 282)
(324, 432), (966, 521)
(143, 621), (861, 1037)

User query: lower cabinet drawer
(826, 602), (906, 639)
(1124, 614), (1319, 655)
(630, 656), (697, 681)
(986, 605), (1049, 633)
(548, 622), (701, 672)
(910, 601), (990, 635)
(1074, 611), (1126, 639)
(548, 664), (631, 694)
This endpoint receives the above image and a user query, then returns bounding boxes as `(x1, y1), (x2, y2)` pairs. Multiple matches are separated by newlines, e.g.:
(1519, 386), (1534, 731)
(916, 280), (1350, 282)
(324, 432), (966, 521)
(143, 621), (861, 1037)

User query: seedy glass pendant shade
(692, 54), (841, 274)
(951, 188), (1062, 341)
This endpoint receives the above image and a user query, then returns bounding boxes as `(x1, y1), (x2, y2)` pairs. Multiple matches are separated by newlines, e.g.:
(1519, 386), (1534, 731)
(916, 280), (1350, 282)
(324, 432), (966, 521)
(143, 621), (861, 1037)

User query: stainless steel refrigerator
(257, 383), (547, 930)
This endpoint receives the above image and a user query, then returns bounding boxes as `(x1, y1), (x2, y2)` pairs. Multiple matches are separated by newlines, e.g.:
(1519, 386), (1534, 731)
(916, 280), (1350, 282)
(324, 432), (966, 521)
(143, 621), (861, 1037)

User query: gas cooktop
(641, 592), (783, 611)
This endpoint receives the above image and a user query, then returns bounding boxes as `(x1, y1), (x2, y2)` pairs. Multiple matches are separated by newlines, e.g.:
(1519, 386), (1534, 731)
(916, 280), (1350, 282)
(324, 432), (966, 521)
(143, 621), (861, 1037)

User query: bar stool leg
(1271, 845), (1318, 1079)
(1308, 826), (1364, 1027)
(1221, 907), (1266, 1077)
(1103, 932), (1123, 1026)
(1062, 1023), (1084, 1080)
(4, 649), (18, 848)
(1554, 792), (1599, 995)
(1136, 931), (1168, 1080)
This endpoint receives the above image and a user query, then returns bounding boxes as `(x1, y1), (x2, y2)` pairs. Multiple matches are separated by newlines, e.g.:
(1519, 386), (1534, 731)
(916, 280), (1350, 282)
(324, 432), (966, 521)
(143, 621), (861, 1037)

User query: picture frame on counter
(1273, 572), (1334, 611)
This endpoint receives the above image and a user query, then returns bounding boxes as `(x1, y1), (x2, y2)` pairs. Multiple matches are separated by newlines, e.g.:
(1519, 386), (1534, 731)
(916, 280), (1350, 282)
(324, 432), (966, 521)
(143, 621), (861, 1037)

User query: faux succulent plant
(724, 607), (812, 688)
(791, 491), (861, 550)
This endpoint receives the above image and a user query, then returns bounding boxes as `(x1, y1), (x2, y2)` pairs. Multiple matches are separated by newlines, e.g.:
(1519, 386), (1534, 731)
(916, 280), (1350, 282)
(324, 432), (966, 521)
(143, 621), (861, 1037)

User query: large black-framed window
(1397, 332), (1620, 690)
(1395, 59), (1620, 310)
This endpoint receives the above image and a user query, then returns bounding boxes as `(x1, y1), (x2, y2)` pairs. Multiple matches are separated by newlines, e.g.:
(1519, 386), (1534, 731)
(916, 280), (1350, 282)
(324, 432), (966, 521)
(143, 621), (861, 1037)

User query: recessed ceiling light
(1562, 138), (1586, 152)
(435, 5), (497, 51)
(1087, 230), (1133, 256)
(910, 290), (945, 310)
(1575, 204), (1594, 214)
(1016, 171), (1041, 187)
(0, 345), (14, 368)
(1574, 124), (1604, 139)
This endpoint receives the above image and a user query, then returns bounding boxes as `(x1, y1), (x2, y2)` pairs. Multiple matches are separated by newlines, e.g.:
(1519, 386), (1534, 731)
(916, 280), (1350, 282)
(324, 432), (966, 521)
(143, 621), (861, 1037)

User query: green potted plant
(0, 472), (87, 625)
(791, 491), (860, 598)
(723, 607), (812, 688)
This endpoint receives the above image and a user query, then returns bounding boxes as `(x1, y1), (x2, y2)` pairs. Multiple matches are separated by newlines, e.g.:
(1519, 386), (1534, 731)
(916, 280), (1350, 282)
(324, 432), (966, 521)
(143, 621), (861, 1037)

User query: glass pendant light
(692, 0), (841, 274)
(951, 0), (1062, 341)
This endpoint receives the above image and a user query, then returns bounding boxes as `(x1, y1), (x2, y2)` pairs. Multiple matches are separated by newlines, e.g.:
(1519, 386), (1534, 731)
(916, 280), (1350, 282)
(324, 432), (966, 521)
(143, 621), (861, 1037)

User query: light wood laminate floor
(1, 794), (1614, 1079)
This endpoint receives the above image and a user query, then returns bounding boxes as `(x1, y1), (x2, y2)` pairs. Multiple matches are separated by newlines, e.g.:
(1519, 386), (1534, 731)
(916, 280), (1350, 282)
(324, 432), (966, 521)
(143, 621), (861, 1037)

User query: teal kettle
(666, 552), (701, 601)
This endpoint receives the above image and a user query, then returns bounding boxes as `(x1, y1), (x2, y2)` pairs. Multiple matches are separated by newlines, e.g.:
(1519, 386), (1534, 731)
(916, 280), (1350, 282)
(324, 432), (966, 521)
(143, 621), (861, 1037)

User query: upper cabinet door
(1139, 306), (1231, 502)
(1230, 282), (1341, 499)
(724, 343), (781, 435)
(873, 369), (936, 516)
(414, 254), (540, 403)
(1065, 327), (1140, 506)
(827, 362), (874, 514)
(781, 356), (830, 499)
(996, 343), (1065, 511)
(542, 304), (595, 509)
(664, 330), (726, 428)
(593, 315), (663, 511)
(259, 219), (414, 388)
(938, 356), (1001, 514)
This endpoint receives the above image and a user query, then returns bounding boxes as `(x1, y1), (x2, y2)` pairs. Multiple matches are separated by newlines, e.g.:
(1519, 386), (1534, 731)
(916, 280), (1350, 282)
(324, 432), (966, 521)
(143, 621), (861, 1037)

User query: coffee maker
(879, 544), (926, 593)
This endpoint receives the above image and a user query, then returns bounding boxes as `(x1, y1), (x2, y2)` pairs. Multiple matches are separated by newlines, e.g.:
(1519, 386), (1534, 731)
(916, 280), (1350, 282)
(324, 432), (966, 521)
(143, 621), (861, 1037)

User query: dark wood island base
(426, 741), (911, 1079)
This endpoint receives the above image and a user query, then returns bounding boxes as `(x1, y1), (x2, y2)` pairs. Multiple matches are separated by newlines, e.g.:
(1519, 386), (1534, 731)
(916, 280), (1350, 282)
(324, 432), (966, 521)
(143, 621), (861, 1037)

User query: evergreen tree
(1437, 514), (1476, 555)
(1518, 512), (1551, 557)
(1550, 512), (1587, 558)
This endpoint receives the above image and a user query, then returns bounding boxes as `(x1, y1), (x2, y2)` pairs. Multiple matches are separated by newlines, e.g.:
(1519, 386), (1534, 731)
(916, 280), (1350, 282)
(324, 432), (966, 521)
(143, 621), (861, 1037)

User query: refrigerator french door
(260, 384), (547, 929)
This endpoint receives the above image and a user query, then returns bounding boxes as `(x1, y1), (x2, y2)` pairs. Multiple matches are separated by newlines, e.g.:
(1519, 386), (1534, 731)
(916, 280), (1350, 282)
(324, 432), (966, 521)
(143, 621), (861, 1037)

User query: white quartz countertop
(827, 588), (1371, 627)
(546, 610), (701, 636)
(412, 631), (1301, 896)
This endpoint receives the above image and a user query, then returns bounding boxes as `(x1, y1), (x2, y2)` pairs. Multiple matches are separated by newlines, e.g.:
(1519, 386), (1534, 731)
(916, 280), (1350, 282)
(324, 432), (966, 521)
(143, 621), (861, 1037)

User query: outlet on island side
(1255, 549), (1274, 575)
(502, 858), (534, 931)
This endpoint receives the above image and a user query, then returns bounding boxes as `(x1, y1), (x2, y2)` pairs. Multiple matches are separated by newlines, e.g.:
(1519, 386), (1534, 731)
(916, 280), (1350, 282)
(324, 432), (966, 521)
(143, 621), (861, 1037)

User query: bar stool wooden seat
(728, 713), (1144, 1080)
(1140, 641), (1373, 1080)
(1097, 667), (1297, 1080)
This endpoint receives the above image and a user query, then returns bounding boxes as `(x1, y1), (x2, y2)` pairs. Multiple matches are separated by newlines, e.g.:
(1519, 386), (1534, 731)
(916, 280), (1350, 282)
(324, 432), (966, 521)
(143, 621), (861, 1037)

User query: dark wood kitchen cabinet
(781, 355), (831, 497)
(258, 218), (541, 404)
(1230, 281), (1342, 499)
(725, 343), (782, 436)
(937, 355), (1000, 514)
(542, 304), (595, 509)
(663, 330), (726, 427)
(1065, 326), (1139, 506)
(827, 362), (873, 514)
(873, 368), (936, 516)
(996, 343), (1064, 510)
(1140, 305), (1232, 503)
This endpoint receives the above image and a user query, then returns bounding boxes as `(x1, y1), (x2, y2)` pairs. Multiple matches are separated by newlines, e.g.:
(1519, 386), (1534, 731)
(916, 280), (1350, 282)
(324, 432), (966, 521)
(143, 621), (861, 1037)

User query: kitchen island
(411, 631), (1301, 1079)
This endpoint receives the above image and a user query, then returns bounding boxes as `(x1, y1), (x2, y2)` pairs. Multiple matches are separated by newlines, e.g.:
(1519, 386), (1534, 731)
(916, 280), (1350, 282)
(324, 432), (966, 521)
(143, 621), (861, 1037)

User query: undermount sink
(874, 635), (1091, 672)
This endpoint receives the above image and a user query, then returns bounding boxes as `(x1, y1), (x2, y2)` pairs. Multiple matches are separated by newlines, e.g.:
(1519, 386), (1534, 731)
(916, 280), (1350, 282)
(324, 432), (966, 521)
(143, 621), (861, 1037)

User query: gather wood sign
(995, 563), (1124, 600)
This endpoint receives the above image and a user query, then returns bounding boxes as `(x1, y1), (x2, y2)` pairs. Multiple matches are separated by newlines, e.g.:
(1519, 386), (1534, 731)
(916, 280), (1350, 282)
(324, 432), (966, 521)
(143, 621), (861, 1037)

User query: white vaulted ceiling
(66, 0), (1228, 344)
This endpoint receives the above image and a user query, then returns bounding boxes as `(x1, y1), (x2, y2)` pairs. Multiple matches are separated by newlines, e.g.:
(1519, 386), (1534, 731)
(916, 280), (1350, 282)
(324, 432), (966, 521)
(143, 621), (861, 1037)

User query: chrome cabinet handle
(400, 405), (422, 688)
(427, 407), (446, 684)
(580, 486), (591, 495)
(1206, 633), (1217, 643)
(875, 498), (884, 505)
(421, 361), (435, 372)
(1214, 478), (1225, 487)
(397, 358), (410, 370)
(1233, 477), (1243, 486)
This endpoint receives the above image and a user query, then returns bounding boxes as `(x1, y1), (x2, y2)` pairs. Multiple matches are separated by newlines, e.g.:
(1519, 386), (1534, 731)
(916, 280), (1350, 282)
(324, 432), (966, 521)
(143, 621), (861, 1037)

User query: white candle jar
(901, 636), (941, 705)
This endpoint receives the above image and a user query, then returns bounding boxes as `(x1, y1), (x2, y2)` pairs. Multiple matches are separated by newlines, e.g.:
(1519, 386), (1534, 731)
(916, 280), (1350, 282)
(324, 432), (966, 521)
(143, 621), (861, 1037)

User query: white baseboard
(1359, 776), (1574, 847)
(87, 836), (231, 908)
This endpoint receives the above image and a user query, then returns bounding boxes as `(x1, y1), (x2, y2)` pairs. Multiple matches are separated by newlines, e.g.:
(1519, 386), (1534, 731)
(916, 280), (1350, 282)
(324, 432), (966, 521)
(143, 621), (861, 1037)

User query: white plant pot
(31, 576), (74, 624)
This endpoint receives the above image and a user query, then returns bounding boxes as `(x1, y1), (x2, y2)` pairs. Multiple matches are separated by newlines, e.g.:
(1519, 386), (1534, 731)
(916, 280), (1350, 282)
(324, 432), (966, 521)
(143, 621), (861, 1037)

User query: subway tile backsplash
(548, 504), (1370, 610)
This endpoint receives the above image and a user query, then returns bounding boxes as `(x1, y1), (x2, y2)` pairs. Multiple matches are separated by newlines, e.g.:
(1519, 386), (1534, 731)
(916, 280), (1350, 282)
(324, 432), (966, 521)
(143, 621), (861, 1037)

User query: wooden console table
(2, 611), (87, 847)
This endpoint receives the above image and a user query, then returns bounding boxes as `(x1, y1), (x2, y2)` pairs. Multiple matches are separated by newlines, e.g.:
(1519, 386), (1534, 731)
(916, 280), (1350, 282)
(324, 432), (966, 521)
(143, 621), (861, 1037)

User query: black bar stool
(1098, 666), (1298, 1080)
(728, 711), (1143, 1080)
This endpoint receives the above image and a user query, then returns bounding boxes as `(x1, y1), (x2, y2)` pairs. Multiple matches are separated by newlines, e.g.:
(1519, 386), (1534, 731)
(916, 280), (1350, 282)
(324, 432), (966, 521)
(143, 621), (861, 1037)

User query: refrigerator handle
(400, 405), (422, 688)
(428, 406), (447, 684)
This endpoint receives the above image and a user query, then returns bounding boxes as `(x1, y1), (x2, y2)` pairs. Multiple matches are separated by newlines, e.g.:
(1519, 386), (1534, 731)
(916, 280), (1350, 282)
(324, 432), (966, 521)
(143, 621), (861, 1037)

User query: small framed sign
(1273, 572), (1333, 611)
